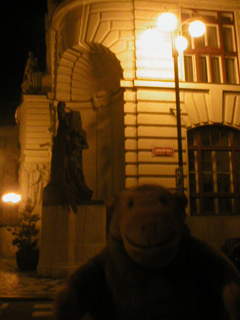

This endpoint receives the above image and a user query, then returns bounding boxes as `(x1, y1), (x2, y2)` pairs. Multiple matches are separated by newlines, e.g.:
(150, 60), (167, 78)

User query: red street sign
(152, 147), (174, 157)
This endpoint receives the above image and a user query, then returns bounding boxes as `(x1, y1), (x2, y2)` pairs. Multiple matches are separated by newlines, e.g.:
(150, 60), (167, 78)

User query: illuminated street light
(2, 193), (21, 204)
(188, 20), (206, 37)
(157, 12), (206, 191)
(175, 35), (188, 52)
(140, 28), (163, 45)
(157, 12), (178, 32)
(157, 13), (206, 53)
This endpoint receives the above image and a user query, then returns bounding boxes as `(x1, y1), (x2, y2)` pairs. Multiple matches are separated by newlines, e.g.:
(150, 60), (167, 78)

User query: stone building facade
(17, 0), (240, 248)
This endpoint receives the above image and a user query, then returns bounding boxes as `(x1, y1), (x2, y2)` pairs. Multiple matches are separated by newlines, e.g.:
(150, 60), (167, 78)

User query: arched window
(188, 126), (240, 215)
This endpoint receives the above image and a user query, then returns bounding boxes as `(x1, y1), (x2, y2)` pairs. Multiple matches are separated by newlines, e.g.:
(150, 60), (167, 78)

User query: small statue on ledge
(43, 102), (93, 212)
(21, 52), (42, 94)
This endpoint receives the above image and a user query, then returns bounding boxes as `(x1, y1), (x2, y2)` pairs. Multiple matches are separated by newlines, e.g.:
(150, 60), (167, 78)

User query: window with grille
(188, 126), (240, 215)
(182, 10), (239, 84)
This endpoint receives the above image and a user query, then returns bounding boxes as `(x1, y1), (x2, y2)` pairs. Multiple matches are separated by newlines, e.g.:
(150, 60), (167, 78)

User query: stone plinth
(37, 203), (106, 278)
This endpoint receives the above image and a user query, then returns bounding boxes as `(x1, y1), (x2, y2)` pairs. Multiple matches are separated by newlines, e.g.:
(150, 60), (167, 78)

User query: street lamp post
(157, 12), (206, 192)
(172, 39), (184, 191)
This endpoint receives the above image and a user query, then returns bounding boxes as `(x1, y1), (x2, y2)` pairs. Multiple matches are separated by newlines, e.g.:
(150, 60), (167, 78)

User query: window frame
(188, 126), (240, 215)
(182, 9), (239, 84)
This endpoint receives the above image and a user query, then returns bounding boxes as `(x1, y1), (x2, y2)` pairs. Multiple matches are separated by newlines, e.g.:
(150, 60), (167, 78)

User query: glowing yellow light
(157, 13), (178, 32)
(189, 20), (206, 37)
(175, 35), (188, 52)
(2, 193), (21, 204)
(138, 28), (163, 49)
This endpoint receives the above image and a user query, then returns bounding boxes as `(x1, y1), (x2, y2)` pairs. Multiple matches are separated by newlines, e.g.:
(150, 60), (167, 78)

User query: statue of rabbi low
(43, 102), (92, 212)
(54, 184), (240, 320)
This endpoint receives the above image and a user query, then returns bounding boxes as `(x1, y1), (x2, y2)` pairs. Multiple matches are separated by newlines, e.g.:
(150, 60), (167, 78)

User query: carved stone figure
(21, 52), (41, 93)
(43, 102), (92, 212)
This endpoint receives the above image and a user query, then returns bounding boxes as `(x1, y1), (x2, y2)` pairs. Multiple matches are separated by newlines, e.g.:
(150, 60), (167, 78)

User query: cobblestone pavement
(0, 258), (65, 299)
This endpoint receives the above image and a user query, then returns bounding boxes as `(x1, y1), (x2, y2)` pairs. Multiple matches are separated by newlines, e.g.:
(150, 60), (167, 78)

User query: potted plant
(8, 199), (40, 271)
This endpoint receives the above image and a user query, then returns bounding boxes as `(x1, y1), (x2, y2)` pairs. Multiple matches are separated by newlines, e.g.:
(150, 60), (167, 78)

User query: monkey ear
(173, 191), (188, 209)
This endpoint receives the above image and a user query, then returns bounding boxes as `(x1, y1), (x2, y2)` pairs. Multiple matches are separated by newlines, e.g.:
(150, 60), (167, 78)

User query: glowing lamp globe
(140, 28), (163, 48)
(189, 20), (206, 37)
(175, 35), (188, 52)
(157, 13), (178, 32)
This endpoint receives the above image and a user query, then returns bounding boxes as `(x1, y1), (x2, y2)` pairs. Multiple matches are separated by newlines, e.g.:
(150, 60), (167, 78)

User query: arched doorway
(55, 44), (125, 200)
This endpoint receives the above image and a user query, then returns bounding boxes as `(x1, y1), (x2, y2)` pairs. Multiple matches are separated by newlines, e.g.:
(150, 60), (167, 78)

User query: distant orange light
(2, 193), (21, 204)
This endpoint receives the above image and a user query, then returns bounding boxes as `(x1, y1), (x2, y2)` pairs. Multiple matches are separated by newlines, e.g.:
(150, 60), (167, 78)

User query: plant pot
(16, 249), (39, 271)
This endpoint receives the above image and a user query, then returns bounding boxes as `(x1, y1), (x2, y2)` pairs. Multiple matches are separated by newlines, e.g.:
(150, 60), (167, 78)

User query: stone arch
(51, 1), (136, 199)
(183, 91), (240, 129)
(55, 48), (125, 201)
(52, 0), (135, 96)
(54, 43), (125, 201)
(181, 90), (240, 196)
(56, 43), (123, 103)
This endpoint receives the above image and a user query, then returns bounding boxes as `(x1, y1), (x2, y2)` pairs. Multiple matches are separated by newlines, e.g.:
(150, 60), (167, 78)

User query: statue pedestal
(37, 203), (106, 278)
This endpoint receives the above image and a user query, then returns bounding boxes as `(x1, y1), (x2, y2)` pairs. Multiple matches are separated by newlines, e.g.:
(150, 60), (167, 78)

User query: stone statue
(43, 102), (92, 212)
(21, 52), (41, 94)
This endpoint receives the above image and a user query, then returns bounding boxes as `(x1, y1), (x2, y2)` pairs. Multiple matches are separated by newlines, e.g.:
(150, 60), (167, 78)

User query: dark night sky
(0, 1), (48, 125)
